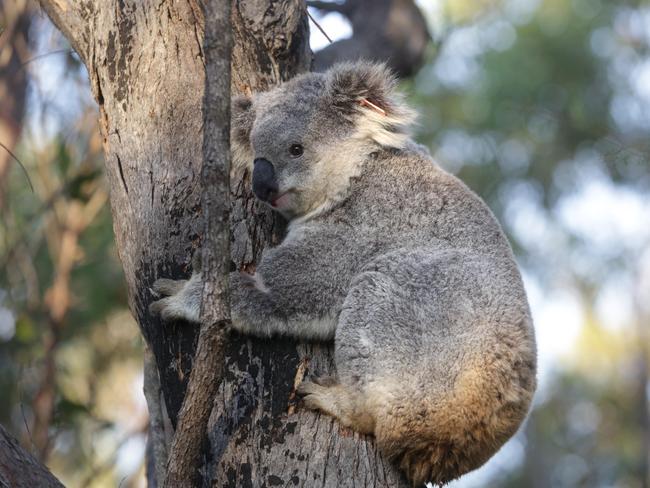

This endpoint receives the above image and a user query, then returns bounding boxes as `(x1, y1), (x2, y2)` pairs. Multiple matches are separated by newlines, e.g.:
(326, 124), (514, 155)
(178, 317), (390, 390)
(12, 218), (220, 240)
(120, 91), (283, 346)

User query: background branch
(0, 425), (64, 487)
(36, 0), (92, 63)
(0, 0), (33, 202)
(310, 0), (430, 78)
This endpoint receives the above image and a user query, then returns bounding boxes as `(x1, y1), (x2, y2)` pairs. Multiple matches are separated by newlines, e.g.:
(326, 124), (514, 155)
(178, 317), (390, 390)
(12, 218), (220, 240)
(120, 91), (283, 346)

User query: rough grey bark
(37, 0), (411, 486)
(207, 341), (408, 487)
(0, 424), (64, 488)
(309, 0), (430, 78)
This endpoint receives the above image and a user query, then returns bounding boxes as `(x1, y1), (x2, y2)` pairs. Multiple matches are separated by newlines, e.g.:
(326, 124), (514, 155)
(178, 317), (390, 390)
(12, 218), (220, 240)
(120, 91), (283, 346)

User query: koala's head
(232, 61), (416, 220)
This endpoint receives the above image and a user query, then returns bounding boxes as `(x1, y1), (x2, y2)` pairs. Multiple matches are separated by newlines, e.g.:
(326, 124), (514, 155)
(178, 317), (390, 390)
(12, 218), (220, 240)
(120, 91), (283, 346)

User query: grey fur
(150, 61), (537, 486)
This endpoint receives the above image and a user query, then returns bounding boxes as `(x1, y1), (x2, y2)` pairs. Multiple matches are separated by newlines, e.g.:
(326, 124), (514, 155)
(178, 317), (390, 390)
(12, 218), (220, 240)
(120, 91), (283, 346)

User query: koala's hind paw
(297, 380), (331, 412)
(297, 377), (342, 416)
(297, 379), (375, 435)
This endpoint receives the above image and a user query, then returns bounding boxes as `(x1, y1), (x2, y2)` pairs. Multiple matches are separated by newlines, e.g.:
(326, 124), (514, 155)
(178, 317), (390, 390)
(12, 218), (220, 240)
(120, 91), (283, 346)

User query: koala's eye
(289, 144), (304, 157)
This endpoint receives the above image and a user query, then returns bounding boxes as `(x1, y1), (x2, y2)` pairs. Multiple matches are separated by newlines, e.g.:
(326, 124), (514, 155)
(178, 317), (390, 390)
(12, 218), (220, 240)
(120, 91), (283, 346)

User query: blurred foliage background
(1, 0), (648, 486)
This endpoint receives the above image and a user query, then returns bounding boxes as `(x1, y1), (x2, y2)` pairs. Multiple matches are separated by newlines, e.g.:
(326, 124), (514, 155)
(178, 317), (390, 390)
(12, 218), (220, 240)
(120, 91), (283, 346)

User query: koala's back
(329, 147), (513, 256)
(324, 148), (536, 485)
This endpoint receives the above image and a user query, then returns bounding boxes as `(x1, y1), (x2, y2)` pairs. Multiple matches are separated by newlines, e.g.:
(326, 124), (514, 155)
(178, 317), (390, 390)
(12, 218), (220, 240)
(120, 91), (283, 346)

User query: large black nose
(252, 158), (279, 202)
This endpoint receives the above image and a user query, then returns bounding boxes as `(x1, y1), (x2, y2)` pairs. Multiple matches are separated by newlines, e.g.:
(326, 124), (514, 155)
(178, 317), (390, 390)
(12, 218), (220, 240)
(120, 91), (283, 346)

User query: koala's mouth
(270, 191), (292, 209)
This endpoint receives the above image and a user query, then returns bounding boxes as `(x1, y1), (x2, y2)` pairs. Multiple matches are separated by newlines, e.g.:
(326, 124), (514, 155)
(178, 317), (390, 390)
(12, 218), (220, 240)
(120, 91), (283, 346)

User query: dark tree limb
(163, 0), (232, 485)
(143, 344), (171, 486)
(0, 425), (64, 488)
(310, 0), (430, 78)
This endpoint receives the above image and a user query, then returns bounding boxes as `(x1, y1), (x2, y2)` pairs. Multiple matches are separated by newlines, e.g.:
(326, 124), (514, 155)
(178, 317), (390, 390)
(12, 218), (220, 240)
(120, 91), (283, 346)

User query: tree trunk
(38, 0), (409, 486)
(0, 425), (64, 488)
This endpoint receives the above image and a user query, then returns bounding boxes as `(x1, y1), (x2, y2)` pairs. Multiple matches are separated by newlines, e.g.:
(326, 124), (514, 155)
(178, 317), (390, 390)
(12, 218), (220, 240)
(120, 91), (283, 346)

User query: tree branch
(162, 0), (232, 485)
(311, 0), (430, 78)
(0, 424), (64, 488)
(143, 344), (171, 487)
(36, 0), (92, 63)
(307, 0), (350, 14)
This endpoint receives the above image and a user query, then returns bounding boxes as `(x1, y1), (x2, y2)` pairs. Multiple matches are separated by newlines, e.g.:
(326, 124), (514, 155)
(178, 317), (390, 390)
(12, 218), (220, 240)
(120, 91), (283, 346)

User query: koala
(150, 61), (537, 487)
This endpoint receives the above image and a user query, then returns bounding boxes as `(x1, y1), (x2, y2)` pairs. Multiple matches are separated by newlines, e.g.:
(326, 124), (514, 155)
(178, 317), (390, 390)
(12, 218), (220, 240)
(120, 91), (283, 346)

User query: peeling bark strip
(163, 0), (232, 486)
(0, 424), (64, 488)
(38, 0), (408, 486)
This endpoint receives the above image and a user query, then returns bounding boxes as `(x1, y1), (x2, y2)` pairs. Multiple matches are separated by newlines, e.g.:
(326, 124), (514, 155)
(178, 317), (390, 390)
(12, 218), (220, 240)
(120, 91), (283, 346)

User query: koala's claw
(311, 375), (338, 387)
(152, 278), (187, 297)
(296, 380), (322, 409)
(296, 379), (339, 415)
(149, 297), (172, 317)
(149, 277), (200, 323)
(296, 380), (316, 397)
(149, 279), (185, 320)
(296, 377), (337, 398)
(192, 252), (202, 273)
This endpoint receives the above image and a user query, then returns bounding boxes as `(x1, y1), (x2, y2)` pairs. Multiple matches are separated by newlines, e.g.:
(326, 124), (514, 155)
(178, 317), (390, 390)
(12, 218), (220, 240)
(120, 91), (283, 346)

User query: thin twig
(307, 1), (348, 15)
(19, 401), (36, 452)
(79, 422), (148, 488)
(305, 10), (386, 116)
(21, 49), (74, 67)
(0, 141), (34, 192)
(0, 167), (99, 270)
(162, 0), (232, 484)
(307, 10), (333, 44)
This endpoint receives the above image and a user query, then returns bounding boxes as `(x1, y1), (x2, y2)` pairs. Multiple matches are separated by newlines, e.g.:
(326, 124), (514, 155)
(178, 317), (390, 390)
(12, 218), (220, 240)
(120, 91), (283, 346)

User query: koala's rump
(334, 247), (536, 485)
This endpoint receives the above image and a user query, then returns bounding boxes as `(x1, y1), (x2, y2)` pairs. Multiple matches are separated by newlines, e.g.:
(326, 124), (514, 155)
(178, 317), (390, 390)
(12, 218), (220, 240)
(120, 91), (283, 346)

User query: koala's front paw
(149, 277), (201, 323)
(152, 278), (187, 297)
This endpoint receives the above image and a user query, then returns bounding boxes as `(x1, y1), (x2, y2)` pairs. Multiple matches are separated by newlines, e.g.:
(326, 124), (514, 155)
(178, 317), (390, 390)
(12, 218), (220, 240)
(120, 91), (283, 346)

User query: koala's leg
(331, 249), (537, 486)
(293, 269), (403, 440)
(297, 378), (375, 434)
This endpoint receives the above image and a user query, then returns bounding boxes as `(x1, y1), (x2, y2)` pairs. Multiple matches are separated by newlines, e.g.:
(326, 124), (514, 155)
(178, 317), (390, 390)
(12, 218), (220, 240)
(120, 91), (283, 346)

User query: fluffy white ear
(231, 95), (255, 176)
(325, 61), (416, 148)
